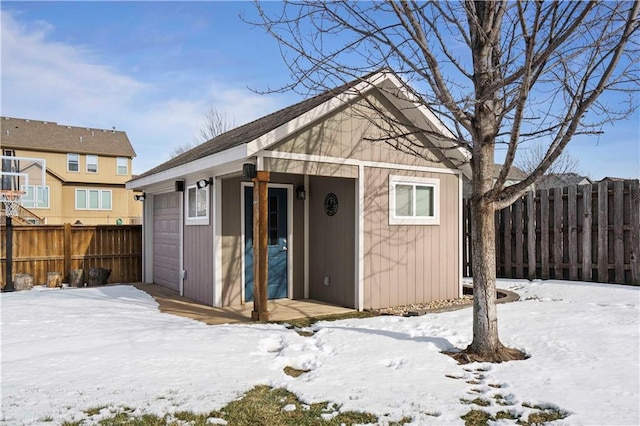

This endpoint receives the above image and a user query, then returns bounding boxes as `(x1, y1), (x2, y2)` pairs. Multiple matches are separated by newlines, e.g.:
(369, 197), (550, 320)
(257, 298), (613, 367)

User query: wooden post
(526, 191), (536, 280)
(582, 185), (592, 281)
(598, 181), (609, 283)
(252, 171), (270, 321)
(64, 223), (71, 282)
(629, 180), (639, 285)
(3, 217), (15, 292)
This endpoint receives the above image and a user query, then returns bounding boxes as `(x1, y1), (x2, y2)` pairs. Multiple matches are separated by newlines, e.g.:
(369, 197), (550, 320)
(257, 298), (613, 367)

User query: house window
(67, 153), (79, 172)
(86, 155), (98, 173)
(186, 184), (209, 225)
(21, 185), (50, 209)
(75, 189), (112, 210)
(389, 175), (439, 225)
(116, 157), (128, 175)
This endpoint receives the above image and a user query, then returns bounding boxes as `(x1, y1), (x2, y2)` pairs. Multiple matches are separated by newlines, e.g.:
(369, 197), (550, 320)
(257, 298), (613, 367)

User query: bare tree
(517, 141), (582, 176)
(252, 1), (639, 362)
(170, 106), (236, 158)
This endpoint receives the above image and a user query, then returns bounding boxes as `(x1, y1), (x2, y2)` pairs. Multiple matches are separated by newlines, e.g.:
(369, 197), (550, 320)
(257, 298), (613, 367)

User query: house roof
(493, 164), (528, 181)
(537, 173), (592, 189)
(135, 75), (375, 179)
(0, 117), (136, 158)
(130, 70), (471, 187)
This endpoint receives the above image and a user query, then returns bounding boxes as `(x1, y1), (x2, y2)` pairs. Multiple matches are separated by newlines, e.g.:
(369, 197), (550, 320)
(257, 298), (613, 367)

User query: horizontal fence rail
(1, 224), (142, 287)
(463, 179), (640, 285)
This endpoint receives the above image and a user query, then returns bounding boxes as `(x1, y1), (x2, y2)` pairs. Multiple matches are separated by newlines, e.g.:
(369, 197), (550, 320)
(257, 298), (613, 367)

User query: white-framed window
(75, 189), (112, 210)
(186, 184), (209, 225)
(21, 185), (50, 209)
(86, 155), (98, 173)
(67, 153), (79, 172)
(116, 157), (128, 175)
(389, 175), (439, 225)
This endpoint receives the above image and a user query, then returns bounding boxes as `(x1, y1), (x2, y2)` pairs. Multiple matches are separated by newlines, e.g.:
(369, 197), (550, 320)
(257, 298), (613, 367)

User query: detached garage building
(127, 70), (471, 311)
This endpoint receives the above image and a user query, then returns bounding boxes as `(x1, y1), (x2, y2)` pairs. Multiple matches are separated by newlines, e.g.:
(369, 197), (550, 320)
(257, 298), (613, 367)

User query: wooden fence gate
(463, 179), (640, 285)
(1, 224), (142, 287)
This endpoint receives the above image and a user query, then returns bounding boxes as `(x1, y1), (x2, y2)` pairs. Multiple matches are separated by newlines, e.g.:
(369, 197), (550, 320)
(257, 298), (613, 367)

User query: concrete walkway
(133, 282), (355, 325)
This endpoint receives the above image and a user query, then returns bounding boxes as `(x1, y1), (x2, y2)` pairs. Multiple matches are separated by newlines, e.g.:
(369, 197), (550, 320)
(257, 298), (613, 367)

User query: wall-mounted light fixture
(133, 193), (146, 201)
(175, 180), (185, 192)
(242, 163), (257, 180)
(196, 178), (213, 189)
(296, 185), (306, 201)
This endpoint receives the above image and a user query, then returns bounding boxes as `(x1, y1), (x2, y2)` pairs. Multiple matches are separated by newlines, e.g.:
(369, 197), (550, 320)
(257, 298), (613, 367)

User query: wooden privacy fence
(463, 179), (640, 285)
(1, 224), (142, 287)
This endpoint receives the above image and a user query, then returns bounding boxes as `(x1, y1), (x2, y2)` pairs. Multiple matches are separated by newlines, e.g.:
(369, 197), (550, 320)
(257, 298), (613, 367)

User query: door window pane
(188, 187), (197, 218)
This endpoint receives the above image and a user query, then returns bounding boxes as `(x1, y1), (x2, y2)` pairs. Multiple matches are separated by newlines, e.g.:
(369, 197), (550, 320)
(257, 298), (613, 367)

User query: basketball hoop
(0, 191), (24, 218)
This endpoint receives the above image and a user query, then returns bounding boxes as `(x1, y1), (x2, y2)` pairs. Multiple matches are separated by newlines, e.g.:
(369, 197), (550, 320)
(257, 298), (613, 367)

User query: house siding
(7, 149), (140, 224)
(182, 187), (214, 305)
(308, 176), (356, 308)
(270, 91), (450, 169)
(221, 176), (243, 306)
(363, 168), (460, 309)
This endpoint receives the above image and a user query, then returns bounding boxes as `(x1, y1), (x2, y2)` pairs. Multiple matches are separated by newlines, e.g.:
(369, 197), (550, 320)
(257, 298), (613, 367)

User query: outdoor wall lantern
(133, 193), (146, 201)
(196, 178), (213, 189)
(242, 163), (257, 180)
(296, 185), (306, 201)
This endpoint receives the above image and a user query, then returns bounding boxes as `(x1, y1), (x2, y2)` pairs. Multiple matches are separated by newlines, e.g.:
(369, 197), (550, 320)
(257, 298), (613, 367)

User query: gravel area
(373, 295), (473, 316)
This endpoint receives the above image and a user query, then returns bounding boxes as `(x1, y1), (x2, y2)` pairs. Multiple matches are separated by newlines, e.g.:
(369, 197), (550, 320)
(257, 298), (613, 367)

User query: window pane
(415, 186), (434, 217)
(101, 191), (111, 210)
(89, 190), (99, 209)
(196, 187), (207, 217)
(188, 187), (197, 217)
(40, 187), (49, 208)
(76, 190), (86, 209)
(117, 157), (128, 175)
(68, 154), (79, 172)
(87, 155), (98, 173)
(395, 184), (413, 216)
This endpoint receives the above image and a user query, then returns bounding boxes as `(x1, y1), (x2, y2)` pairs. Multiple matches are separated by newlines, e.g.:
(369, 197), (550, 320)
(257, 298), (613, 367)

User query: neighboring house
(0, 117), (142, 225)
(127, 70), (472, 311)
(536, 173), (592, 190)
(462, 164), (528, 199)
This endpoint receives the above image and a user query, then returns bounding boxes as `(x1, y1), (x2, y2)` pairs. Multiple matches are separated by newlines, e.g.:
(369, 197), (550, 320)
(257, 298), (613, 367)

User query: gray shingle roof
(0, 117), (136, 157)
(135, 72), (380, 179)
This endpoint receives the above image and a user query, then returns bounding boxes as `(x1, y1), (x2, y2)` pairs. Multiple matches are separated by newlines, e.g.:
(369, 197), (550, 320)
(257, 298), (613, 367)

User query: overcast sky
(1, 2), (638, 179)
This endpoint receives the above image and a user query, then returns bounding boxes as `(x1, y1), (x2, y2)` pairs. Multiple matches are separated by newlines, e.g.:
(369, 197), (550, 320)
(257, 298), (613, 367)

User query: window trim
(116, 157), (128, 175)
(185, 184), (209, 225)
(86, 155), (98, 173)
(21, 185), (50, 209)
(67, 153), (79, 172)
(75, 188), (112, 211)
(388, 175), (439, 225)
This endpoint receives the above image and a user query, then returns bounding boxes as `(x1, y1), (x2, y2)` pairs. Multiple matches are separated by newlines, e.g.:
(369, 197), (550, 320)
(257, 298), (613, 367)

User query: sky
(1, 278), (639, 425)
(1, 1), (638, 179)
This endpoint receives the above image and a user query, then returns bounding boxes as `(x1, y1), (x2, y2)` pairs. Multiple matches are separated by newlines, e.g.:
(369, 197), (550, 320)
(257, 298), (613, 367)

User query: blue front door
(244, 186), (288, 302)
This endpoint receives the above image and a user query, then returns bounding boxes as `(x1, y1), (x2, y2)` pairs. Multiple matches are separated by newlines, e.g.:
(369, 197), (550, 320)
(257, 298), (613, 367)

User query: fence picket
(462, 179), (639, 286)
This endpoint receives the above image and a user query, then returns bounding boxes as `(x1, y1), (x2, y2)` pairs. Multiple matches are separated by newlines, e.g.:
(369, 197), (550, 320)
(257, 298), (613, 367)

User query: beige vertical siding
(182, 187), (214, 305)
(221, 176), (243, 306)
(270, 91), (451, 170)
(308, 176), (356, 308)
(363, 168), (460, 309)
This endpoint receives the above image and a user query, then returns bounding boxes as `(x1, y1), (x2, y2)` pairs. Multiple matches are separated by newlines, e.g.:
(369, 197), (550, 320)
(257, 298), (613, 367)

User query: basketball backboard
(1, 154), (46, 207)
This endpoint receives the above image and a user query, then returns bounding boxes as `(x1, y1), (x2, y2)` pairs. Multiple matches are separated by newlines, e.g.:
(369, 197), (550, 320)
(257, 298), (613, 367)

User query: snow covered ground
(1, 279), (638, 425)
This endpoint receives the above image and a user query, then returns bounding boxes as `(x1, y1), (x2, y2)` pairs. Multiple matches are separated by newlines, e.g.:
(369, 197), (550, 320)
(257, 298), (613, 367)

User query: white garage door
(153, 192), (180, 291)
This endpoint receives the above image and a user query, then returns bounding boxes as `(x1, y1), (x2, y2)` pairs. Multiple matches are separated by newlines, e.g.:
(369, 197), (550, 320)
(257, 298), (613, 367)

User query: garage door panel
(153, 193), (180, 291)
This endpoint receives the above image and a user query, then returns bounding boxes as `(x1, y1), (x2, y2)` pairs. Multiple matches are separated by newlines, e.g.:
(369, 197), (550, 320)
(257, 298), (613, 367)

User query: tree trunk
(461, 197), (527, 363)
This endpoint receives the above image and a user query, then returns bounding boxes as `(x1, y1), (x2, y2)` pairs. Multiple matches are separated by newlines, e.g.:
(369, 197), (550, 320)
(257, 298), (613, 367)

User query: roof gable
(132, 70), (471, 184)
(0, 117), (136, 158)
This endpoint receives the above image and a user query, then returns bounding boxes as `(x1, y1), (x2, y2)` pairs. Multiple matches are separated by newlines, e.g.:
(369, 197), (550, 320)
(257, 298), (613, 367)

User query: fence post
(629, 180), (639, 285)
(527, 191), (536, 280)
(64, 223), (71, 282)
(582, 185), (592, 281)
(598, 181), (609, 283)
